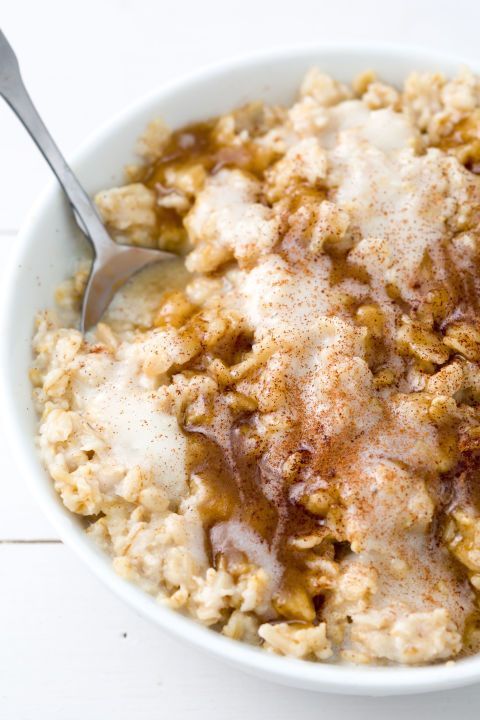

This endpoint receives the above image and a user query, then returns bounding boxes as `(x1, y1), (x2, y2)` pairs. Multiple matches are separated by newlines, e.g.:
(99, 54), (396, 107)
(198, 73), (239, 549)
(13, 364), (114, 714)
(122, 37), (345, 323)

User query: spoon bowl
(81, 244), (175, 329)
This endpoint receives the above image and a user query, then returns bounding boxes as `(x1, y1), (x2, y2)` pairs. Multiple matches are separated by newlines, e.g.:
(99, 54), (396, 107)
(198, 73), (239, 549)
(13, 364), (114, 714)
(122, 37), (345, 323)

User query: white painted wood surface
(1, 1), (480, 716)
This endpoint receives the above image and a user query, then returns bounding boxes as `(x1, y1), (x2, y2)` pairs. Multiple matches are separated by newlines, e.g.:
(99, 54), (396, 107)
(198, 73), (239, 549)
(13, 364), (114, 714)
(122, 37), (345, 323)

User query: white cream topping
(240, 254), (332, 337)
(318, 101), (415, 151)
(72, 346), (187, 501)
(333, 141), (453, 298)
(185, 169), (278, 269)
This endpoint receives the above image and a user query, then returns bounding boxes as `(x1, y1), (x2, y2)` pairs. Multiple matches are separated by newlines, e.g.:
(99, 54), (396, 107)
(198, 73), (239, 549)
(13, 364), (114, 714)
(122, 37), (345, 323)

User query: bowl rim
(2, 41), (480, 695)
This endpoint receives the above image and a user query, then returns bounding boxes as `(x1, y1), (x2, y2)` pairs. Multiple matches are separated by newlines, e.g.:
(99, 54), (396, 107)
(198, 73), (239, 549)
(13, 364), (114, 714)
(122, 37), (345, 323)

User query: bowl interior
(2, 45), (480, 695)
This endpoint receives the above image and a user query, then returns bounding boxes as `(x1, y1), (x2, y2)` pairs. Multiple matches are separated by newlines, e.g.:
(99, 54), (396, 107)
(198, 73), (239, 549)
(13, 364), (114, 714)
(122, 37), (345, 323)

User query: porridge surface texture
(32, 67), (480, 665)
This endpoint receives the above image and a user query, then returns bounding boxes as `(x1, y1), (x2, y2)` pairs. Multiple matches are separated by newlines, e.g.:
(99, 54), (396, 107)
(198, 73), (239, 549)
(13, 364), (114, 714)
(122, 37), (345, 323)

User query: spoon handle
(0, 29), (113, 257)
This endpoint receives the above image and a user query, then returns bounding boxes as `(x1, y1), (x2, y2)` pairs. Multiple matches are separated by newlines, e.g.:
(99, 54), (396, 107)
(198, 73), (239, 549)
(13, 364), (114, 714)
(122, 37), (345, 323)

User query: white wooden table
(2, 1), (480, 716)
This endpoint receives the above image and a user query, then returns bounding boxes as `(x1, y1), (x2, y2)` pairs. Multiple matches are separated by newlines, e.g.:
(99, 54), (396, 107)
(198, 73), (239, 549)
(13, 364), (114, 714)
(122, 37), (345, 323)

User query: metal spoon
(0, 29), (175, 332)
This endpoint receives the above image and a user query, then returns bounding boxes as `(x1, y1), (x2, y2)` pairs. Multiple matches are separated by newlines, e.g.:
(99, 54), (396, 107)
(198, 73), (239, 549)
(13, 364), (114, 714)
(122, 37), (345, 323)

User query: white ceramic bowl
(2, 44), (480, 696)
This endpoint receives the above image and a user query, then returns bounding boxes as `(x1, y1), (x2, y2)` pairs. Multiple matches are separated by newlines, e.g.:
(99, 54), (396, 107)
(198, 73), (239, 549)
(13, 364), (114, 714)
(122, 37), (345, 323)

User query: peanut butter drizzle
(183, 357), (476, 624)
(184, 404), (323, 619)
(140, 108), (280, 191)
(134, 112), (282, 254)
(143, 106), (480, 630)
(179, 240), (480, 624)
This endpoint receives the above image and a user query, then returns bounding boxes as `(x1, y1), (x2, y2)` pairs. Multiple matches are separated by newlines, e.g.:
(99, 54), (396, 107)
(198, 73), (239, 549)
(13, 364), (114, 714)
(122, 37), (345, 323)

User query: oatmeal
(31, 67), (480, 665)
